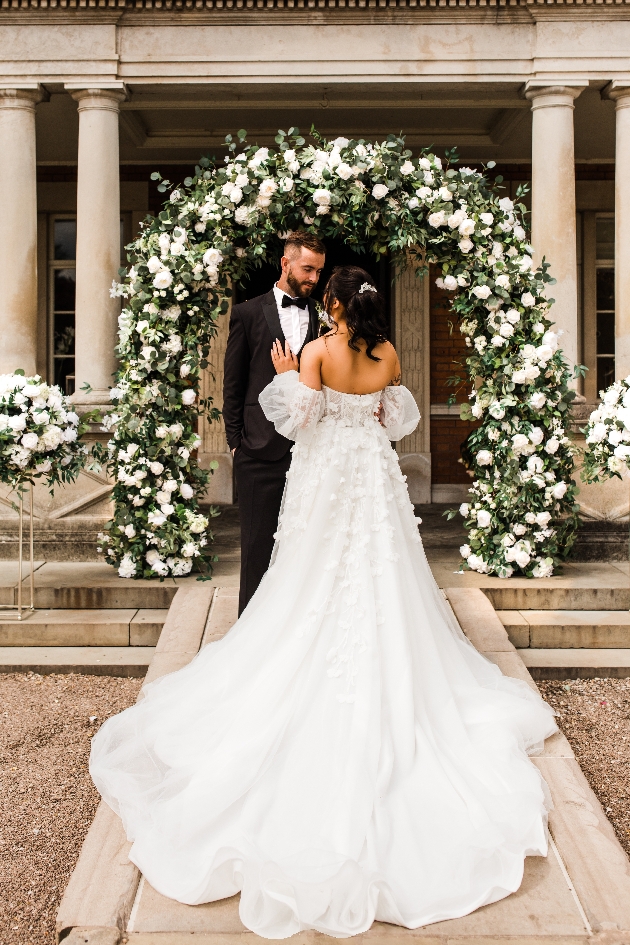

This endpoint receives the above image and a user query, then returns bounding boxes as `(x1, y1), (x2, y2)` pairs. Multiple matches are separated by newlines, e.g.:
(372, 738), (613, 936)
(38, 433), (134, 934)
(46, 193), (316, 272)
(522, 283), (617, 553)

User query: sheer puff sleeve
(259, 372), (325, 443)
(380, 386), (420, 441)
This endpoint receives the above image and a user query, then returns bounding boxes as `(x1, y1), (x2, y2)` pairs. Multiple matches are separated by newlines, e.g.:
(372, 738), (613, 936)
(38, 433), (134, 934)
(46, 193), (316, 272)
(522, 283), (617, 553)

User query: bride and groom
(90, 232), (557, 939)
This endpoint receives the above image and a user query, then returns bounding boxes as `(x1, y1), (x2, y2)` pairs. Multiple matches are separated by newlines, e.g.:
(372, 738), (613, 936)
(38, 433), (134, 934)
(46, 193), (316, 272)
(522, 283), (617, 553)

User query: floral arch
(103, 128), (578, 580)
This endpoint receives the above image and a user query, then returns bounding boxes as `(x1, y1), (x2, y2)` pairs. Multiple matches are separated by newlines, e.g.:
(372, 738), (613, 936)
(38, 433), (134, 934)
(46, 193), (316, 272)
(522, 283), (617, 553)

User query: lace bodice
(321, 385), (381, 424)
(259, 372), (420, 442)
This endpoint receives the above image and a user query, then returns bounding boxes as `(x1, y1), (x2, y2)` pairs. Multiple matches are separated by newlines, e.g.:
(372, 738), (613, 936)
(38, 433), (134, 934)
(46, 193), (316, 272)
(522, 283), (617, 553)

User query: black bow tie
(281, 294), (308, 310)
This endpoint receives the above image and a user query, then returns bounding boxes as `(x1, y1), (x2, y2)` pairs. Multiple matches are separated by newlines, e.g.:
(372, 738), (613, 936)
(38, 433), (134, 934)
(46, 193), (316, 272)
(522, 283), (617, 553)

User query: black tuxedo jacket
(223, 289), (320, 461)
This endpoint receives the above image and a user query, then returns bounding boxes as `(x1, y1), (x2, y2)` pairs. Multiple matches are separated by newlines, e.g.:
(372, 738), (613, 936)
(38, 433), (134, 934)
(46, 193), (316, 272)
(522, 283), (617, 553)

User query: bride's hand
(271, 340), (299, 374)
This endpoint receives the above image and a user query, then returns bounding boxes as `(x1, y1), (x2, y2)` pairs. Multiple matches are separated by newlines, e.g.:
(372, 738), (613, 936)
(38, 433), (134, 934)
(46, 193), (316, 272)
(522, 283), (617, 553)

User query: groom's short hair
(284, 231), (326, 258)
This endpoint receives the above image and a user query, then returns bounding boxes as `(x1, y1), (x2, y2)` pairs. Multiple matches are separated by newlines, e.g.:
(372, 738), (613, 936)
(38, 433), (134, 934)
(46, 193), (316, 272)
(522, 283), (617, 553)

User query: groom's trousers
(233, 447), (292, 616)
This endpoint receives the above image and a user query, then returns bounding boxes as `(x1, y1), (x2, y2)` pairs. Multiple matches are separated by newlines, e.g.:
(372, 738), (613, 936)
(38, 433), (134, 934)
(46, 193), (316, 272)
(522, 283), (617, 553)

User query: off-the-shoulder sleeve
(259, 372), (324, 443)
(380, 386), (420, 440)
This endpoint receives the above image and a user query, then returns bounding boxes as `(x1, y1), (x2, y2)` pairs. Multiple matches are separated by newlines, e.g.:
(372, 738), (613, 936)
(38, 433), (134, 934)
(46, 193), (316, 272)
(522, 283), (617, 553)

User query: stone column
(525, 84), (584, 374)
(604, 83), (630, 379)
(0, 87), (45, 377)
(68, 86), (126, 405)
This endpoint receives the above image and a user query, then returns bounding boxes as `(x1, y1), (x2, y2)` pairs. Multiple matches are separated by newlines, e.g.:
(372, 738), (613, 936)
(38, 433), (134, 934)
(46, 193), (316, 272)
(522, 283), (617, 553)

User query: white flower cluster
(104, 128), (575, 579)
(0, 373), (86, 489)
(583, 377), (630, 482)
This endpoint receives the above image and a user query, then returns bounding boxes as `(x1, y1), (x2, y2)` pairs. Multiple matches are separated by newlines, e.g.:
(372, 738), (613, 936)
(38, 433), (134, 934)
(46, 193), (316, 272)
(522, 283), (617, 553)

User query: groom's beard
(286, 270), (316, 298)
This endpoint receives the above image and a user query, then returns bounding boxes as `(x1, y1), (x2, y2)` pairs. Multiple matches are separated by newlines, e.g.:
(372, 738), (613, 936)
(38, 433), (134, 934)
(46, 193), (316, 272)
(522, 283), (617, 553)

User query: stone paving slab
(0, 608), (138, 646)
(58, 585), (630, 945)
(0, 645), (155, 676)
(498, 611), (630, 649)
(519, 648), (630, 680)
(130, 610), (170, 647)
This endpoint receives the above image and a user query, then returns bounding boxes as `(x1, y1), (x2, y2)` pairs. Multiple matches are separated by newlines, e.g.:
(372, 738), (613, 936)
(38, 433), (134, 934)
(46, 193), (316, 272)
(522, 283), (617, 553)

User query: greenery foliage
(103, 127), (578, 579)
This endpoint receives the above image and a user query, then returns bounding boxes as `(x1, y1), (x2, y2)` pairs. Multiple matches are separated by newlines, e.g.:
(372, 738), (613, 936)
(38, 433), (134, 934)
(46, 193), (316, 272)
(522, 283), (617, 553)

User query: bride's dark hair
(324, 266), (388, 362)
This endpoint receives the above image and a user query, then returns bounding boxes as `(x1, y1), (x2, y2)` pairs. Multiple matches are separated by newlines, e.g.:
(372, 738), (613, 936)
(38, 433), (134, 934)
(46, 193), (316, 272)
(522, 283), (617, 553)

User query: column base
(399, 453), (431, 504)
(198, 451), (234, 505)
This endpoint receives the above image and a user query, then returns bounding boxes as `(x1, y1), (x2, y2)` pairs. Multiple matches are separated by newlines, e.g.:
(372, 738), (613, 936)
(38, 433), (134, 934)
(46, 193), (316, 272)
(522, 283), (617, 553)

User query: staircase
(484, 586), (630, 679)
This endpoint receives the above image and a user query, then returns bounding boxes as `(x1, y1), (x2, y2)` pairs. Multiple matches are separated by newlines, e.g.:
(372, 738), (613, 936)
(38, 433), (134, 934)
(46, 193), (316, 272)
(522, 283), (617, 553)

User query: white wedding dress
(90, 374), (557, 939)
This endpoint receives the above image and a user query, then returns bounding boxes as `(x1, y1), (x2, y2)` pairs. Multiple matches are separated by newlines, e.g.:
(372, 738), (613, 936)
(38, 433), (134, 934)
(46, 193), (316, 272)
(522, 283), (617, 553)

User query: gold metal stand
(0, 486), (35, 620)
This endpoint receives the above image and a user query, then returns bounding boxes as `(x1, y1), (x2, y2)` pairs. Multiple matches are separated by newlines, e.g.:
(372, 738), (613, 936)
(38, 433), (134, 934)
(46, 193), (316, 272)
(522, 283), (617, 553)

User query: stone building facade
(1, 0), (629, 551)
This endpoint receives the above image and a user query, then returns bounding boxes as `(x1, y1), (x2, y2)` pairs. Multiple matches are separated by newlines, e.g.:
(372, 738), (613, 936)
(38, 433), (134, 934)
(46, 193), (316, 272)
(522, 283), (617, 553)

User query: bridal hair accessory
(359, 283), (377, 294)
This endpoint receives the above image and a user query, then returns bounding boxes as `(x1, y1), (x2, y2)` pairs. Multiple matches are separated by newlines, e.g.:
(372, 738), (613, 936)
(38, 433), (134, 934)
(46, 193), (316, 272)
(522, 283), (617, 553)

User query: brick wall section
(430, 417), (480, 485)
(429, 266), (480, 484)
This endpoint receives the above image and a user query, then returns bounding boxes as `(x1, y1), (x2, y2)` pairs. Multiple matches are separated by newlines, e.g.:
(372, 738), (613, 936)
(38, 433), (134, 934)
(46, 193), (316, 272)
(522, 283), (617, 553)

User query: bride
(90, 265), (557, 939)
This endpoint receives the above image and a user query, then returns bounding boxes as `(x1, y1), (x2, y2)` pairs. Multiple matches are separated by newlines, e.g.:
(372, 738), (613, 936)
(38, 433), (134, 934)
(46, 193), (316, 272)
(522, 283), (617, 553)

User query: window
(49, 217), (77, 396)
(596, 215), (614, 394)
(48, 216), (127, 396)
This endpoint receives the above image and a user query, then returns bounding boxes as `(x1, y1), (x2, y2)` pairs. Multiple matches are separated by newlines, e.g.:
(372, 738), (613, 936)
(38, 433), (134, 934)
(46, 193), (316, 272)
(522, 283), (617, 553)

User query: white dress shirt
(273, 284), (310, 355)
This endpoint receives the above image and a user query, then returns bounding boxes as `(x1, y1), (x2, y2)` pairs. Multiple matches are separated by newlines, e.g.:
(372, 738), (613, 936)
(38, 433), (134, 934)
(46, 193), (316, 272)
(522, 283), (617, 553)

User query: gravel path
(0, 672), (141, 945)
(1, 673), (629, 945)
(538, 677), (630, 857)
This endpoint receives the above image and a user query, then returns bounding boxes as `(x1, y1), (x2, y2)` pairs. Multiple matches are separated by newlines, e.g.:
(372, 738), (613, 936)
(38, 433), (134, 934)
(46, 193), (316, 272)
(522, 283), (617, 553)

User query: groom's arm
(223, 304), (249, 452)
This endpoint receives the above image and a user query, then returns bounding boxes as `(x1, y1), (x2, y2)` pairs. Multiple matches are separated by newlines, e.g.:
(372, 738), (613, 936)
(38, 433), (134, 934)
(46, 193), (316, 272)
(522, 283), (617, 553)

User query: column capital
(66, 84), (127, 111)
(523, 82), (587, 109)
(602, 81), (630, 107)
(0, 85), (48, 108)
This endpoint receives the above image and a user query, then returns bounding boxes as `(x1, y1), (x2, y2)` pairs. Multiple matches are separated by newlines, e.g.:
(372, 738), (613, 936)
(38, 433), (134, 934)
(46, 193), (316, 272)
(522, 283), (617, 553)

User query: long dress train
(90, 374), (557, 939)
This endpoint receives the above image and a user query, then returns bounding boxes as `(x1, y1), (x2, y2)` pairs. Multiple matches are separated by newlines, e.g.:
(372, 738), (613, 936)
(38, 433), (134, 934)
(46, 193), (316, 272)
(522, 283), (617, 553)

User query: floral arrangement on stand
(0, 372), (89, 491)
(105, 126), (578, 579)
(582, 376), (630, 483)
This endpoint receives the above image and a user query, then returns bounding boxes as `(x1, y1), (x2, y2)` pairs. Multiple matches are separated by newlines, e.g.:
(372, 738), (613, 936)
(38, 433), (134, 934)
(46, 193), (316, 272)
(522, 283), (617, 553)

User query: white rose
(552, 482), (567, 499)
(527, 455), (544, 474)
(491, 336), (505, 347)
(459, 503), (470, 517)
(229, 186), (243, 204)
(372, 183), (389, 199)
(180, 483), (194, 500)
(535, 511), (552, 528)
(460, 235), (474, 252)
(448, 208), (467, 229)
(438, 186), (452, 202)
(147, 256), (163, 274)
(312, 189), (331, 207)
(472, 285), (492, 299)
(203, 248), (223, 268)
(477, 509), (492, 528)
(21, 432), (39, 450)
(443, 275), (458, 291)
(521, 292), (536, 307)
(513, 549), (531, 569)
(124, 524), (136, 538)
(248, 147), (269, 168)
(513, 224), (526, 241)
(530, 392), (547, 410)
(460, 544), (471, 558)
(149, 461), (164, 475)
(505, 309), (520, 325)
(153, 270), (173, 290)
(459, 219), (475, 237)
(415, 186), (433, 201)
(489, 402), (505, 419)
(529, 426), (544, 445)
(476, 450), (493, 466)
(499, 197), (514, 212)
(147, 511), (166, 527)
(428, 211), (446, 228)
(542, 330), (559, 353)
(400, 160), (415, 175)
(259, 178), (278, 199)
(499, 323), (514, 338)
(495, 274), (511, 290)
(512, 433), (529, 452)
(235, 206), (251, 225)
(160, 503), (175, 517)
(535, 345), (553, 364)
(181, 389), (196, 406)
(336, 162), (354, 180)
(180, 363), (191, 379)
(407, 197), (419, 210)
(480, 213), (494, 226)
(118, 555), (137, 578)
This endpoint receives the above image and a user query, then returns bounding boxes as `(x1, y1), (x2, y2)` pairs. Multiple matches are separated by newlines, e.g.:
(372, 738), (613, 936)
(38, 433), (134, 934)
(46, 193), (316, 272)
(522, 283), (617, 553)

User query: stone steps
(519, 648), (630, 680)
(485, 586), (630, 611)
(497, 609), (630, 648)
(0, 645), (155, 677)
(0, 608), (168, 648)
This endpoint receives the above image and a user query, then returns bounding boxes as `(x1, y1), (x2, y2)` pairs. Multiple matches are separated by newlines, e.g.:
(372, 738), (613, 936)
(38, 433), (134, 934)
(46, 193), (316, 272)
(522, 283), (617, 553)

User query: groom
(223, 231), (326, 615)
